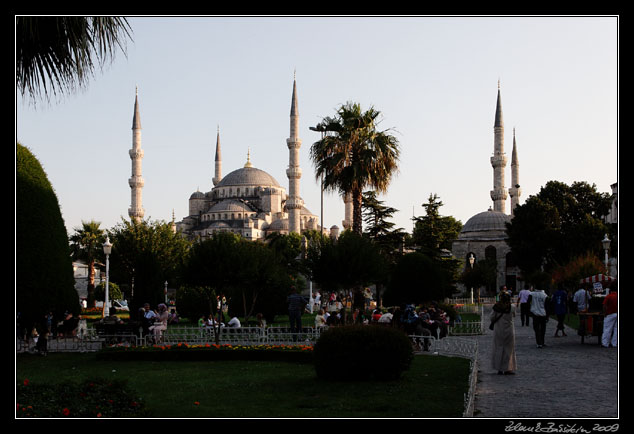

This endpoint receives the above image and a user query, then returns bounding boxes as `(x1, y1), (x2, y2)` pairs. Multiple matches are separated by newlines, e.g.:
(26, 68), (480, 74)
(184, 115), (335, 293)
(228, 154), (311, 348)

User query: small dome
(190, 190), (205, 200)
(266, 218), (289, 231)
(460, 209), (511, 234)
(216, 166), (281, 188)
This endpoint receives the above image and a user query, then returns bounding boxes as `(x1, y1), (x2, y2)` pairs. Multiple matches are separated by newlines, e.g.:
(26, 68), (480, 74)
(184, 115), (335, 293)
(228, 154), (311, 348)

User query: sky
(16, 15), (618, 238)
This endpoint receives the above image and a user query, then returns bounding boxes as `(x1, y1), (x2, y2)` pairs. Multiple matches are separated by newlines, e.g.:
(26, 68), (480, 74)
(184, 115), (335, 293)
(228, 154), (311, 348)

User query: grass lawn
(16, 352), (471, 418)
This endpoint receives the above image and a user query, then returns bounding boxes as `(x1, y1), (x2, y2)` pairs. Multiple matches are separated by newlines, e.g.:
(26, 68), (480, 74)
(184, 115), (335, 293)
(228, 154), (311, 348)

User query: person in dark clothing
(287, 286), (308, 336)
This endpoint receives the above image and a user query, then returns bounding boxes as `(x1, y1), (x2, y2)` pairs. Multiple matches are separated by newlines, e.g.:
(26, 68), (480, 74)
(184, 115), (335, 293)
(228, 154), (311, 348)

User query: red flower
(23, 379), (29, 386)
(62, 408), (70, 416)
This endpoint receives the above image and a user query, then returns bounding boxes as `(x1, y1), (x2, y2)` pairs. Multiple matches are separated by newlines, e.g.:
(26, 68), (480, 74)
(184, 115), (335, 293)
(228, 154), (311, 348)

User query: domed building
(176, 78), (320, 241)
(452, 83), (522, 295)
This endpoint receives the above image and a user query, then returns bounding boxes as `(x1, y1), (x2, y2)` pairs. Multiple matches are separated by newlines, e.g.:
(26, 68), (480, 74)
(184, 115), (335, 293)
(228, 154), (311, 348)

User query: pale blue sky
(16, 16), (618, 236)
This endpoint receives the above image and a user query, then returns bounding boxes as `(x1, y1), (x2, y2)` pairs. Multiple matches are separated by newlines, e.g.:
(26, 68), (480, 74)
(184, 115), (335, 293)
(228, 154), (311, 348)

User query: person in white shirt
(573, 287), (591, 312)
(528, 287), (548, 348)
(227, 316), (241, 328)
(516, 285), (532, 326)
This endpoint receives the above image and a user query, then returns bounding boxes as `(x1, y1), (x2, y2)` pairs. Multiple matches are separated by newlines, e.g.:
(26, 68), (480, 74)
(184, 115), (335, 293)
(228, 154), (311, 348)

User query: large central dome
(216, 166), (281, 188)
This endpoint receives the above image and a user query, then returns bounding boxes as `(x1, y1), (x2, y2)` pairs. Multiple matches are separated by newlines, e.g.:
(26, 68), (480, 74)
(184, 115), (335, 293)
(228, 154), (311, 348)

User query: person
(35, 313), (49, 356)
(516, 285), (532, 326)
(287, 286), (308, 335)
(528, 287), (548, 348)
(490, 291), (517, 375)
(149, 303), (168, 343)
(256, 313), (267, 328)
(314, 291), (321, 311)
(227, 315), (241, 328)
(552, 287), (568, 337)
(573, 286), (591, 313)
(315, 309), (327, 328)
(601, 283), (617, 348)
(378, 309), (394, 324)
(168, 309), (179, 325)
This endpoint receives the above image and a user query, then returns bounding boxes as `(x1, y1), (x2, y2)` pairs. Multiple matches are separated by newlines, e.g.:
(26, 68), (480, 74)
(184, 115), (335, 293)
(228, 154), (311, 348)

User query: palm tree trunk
(352, 188), (364, 235)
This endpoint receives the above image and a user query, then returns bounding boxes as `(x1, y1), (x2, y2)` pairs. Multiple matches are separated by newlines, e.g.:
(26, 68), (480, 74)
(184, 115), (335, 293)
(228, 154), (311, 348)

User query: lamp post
(309, 125), (326, 238)
(602, 234), (611, 275)
(468, 253), (475, 305)
(164, 281), (168, 304)
(102, 236), (113, 317)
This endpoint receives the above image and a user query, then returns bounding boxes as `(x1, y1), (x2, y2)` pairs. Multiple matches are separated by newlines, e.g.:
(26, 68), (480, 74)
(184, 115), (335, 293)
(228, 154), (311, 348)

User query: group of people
(490, 281), (618, 376)
(138, 303), (170, 341)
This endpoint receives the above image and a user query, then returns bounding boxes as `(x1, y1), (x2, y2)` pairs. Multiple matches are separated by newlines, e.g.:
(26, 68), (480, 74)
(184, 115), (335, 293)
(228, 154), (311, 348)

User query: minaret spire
(286, 73), (303, 234)
(508, 127), (521, 215)
(490, 81), (508, 213)
(213, 125), (222, 186)
(128, 88), (145, 222)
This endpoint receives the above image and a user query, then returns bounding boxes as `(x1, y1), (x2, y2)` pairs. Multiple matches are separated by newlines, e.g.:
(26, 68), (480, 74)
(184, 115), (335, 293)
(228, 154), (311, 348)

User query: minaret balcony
(490, 154), (507, 166)
(129, 149), (144, 159)
(286, 138), (302, 149)
(128, 177), (145, 188)
(286, 197), (304, 209)
(286, 167), (302, 179)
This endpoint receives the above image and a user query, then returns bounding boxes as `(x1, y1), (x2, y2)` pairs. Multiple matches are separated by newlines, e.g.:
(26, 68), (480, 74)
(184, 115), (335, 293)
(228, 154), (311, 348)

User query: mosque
(127, 77), (323, 241)
(451, 82), (522, 296)
(126, 77), (521, 290)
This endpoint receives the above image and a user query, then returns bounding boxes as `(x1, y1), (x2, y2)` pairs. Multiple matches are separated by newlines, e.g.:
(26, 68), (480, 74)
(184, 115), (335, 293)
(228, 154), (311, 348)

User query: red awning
(579, 274), (616, 284)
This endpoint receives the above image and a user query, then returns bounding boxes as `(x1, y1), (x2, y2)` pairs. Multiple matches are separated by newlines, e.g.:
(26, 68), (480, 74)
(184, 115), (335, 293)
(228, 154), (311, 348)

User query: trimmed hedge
(313, 325), (414, 381)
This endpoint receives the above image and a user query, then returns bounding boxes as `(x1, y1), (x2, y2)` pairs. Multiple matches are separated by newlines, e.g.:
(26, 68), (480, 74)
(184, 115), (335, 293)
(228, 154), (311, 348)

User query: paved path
(474, 305), (618, 418)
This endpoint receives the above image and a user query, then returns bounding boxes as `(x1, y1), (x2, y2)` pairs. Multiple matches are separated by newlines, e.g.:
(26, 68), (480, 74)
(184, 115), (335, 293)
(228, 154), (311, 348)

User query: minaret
(128, 87), (145, 222)
(342, 193), (352, 230)
(286, 73), (303, 234)
(508, 127), (521, 215)
(213, 126), (222, 186)
(490, 80), (508, 213)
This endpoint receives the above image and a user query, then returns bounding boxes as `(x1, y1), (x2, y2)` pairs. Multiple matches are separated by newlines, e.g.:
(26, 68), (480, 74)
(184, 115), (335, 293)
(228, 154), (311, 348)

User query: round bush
(313, 325), (413, 381)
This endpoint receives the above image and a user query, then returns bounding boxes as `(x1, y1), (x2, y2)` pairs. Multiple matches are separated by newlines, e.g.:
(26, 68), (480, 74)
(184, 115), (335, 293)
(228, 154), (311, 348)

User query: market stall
(577, 274), (616, 344)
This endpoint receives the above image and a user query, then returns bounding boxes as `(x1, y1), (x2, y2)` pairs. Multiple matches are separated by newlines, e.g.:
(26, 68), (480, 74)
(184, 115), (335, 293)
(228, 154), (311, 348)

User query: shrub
(313, 325), (413, 381)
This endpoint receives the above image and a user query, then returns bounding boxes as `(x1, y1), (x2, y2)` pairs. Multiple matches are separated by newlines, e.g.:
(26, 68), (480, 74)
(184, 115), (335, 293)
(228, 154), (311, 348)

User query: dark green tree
(506, 180), (612, 279)
(16, 143), (78, 331)
(383, 252), (450, 306)
(107, 218), (191, 313)
(411, 193), (463, 255)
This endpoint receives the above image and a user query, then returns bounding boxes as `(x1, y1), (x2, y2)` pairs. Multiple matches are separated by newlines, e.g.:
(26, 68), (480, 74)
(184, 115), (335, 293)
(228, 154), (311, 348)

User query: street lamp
(102, 236), (113, 317)
(309, 125), (326, 238)
(602, 234), (611, 275)
(468, 253), (475, 305)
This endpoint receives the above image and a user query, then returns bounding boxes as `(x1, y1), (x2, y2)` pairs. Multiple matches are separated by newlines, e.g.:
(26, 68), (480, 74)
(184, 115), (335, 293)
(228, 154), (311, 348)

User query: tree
(310, 102), (400, 235)
(107, 218), (191, 313)
(506, 180), (612, 279)
(16, 143), (78, 331)
(362, 190), (407, 306)
(383, 252), (450, 306)
(411, 193), (463, 255)
(17, 16), (133, 104)
(69, 220), (105, 308)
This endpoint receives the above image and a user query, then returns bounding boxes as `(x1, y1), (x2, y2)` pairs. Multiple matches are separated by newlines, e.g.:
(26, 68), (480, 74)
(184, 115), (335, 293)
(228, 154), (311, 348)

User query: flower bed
(96, 342), (314, 363)
(16, 378), (149, 418)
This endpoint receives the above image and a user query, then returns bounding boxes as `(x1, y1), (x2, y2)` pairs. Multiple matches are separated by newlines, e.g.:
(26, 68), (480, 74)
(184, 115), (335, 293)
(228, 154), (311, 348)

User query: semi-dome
(216, 166), (281, 188)
(460, 209), (511, 234)
(208, 199), (254, 213)
(266, 218), (289, 231)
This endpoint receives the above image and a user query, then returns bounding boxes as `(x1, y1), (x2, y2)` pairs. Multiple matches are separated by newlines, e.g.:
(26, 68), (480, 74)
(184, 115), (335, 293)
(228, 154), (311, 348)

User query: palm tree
(310, 102), (400, 235)
(69, 220), (105, 307)
(16, 16), (133, 104)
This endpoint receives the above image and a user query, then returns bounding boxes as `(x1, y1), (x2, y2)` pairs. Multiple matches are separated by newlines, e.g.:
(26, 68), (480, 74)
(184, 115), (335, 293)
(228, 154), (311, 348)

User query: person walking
(573, 286), (591, 313)
(528, 287), (548, 348)
(516, 285), (532, 326)
(552, 287), (568, 337)
(601, 283), (618, 348)
(287, 286), (308, 336)
(490, 291), (517, 375)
